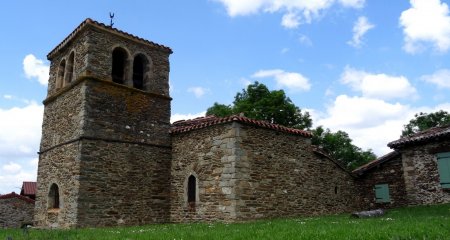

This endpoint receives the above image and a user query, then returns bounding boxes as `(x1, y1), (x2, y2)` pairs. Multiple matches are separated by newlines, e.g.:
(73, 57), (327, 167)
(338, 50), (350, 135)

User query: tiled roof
(352, 151), (401, 175)
(171, 115), (312, 137)
(21, 181), (36, 196)
(48, 18), (172, 59)
(0, 192), (35, 204)
(388, 124), (450, 149)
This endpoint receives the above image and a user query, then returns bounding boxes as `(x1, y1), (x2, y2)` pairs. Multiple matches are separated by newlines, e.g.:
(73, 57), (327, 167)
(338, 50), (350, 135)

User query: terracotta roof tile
(21, 181), (36, 196)
(171, 115), (312, 137)
(0, 192), (35, 204)
(48, 18), (172, 59)
(352, 151), (400, 175)
(388, 124), (450, 149)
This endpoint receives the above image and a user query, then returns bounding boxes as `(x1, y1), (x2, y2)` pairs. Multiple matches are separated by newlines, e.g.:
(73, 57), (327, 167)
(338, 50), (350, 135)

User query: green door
(374, 184), (390, 203)
(437, 152), (450, 189)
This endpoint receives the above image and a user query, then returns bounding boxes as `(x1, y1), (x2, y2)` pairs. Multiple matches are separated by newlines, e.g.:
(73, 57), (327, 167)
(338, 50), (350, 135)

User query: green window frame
(437, 152), (450, 189)
(374, 184), (390, 203)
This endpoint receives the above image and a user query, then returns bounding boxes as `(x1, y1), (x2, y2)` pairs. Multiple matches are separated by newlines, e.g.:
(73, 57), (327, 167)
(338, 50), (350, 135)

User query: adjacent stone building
(34, 18), (450, 229)
(0, 192), (35, 228)
(354, 125), (450, 208)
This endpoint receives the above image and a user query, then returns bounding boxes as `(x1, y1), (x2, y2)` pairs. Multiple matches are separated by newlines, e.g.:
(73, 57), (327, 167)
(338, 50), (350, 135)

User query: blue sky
(1, 0), (450, 193)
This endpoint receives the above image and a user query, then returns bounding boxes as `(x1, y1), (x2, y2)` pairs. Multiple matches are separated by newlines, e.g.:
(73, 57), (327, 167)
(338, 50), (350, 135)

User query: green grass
(1, 203), (449, 240)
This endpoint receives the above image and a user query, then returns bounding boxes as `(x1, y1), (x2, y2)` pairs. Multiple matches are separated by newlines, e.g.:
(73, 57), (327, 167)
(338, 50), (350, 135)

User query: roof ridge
(48, 18), (172, 59)
(0, 192), (35, 204)
(171, 115), (312, 137)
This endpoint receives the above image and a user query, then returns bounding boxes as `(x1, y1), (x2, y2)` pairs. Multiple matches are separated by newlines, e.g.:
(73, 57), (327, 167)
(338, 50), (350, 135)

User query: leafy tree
(401, 110), (450, 137)
(206, 82), (312, 129)
(206, 103), (233, 117)
(311, 126), (376, 170)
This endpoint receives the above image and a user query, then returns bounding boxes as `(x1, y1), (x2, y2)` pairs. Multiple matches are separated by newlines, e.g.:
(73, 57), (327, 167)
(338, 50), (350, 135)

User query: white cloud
(348, 16), (374, 48)
(281, 48), (290, 54)
(338, 0), (365, 8)
(3, 162), (22, 174)
(3, 95), (13, 100)
(314, 95), (450, 155)
(282, 11), (301, 28)
(216, 0), (365, 29)
(23, 54), (49, 85)
(340, 66), (417, 100)
(0, 159), (37, 194)
(187, 87), (210, 98)
(0, 102), (43, 159)
(400, 0), (450, 53)
(0, 102), (42, 193)
(421, 69), (450, 88)
(171, 111), (207, 123)
(252, 69), (311, 91)
(299, 34), (313, 46)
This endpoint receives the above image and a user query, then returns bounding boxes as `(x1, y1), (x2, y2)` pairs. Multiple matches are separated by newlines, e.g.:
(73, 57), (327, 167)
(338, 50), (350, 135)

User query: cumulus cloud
(400, 0), (450, 53)
(348, 16), (374, 48)
(187, 87), (210, 98)
(252, 69), (311, 91)
(171, 111), (207, 123)
(23, 54), (49, 85)
(314, 95), (450, 155)
(340, 66), (417, 100)
(421, 69), (450, 88)
(216, 0), (365, 29)
(0, 102), (42, 193)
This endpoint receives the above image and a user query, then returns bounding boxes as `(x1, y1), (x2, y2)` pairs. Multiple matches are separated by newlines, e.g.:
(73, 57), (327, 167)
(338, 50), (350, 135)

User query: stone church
(34, 19), (450, 229)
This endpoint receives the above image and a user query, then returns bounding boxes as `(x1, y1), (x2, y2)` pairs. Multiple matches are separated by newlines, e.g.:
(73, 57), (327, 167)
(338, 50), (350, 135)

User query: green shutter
(437, 153), (450, 189)
(374, 184), (390, 203)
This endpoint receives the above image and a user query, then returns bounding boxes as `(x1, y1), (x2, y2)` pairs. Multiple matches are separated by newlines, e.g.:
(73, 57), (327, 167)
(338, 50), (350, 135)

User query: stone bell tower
(35, 19), (173, 228)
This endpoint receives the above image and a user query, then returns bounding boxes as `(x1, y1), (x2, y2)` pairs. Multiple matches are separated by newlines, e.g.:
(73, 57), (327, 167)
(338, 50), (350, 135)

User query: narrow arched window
(65, 51), (75, 84)
(48, 183), (60, 209)
(132, 54), (146, 90)
(111, 47), (128, 84)
(56, 60), (66, 89)
(188, 175), (196, 204)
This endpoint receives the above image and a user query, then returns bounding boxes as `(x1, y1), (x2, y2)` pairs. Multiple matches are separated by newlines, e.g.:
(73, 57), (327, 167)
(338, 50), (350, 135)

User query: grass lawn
(1, 203), (449, 240)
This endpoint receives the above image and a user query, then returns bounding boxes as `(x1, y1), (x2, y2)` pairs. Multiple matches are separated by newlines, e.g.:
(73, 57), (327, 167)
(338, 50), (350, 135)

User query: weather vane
(109, 12), (115, 27)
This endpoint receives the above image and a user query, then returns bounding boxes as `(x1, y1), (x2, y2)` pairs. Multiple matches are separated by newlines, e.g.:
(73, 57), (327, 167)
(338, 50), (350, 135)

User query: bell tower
(35, 19), (173, 228)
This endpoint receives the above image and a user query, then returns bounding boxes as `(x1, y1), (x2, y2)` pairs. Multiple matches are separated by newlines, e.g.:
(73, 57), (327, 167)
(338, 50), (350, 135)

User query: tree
(206, 82), (312, 129)
(206, 103), (233, 117)
(401, 110), (450, 137)
(311, 126), (376, 170)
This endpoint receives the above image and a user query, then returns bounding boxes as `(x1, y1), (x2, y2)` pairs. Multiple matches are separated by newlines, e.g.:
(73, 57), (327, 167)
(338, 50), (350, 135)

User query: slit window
(48, 183), (60, 209)
(111, 48), (127, 84)
(188, 175), (196, 203)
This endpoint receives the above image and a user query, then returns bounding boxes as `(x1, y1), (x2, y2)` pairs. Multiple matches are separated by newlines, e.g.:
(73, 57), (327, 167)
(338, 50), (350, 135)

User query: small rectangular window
(437, 152), (450, 189)
(374, 184), (390, 203)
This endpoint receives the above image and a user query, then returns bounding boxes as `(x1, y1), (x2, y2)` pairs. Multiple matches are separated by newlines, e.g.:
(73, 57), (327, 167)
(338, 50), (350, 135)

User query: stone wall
(76, 140), (171, 227)
(400, 140), (450, 205)
(236, 124), (360, 219)
(35, 78), (85, 228)
(171, 122), (360, 222)
(171, 124), (238, 222)
(0, 194), (34, 228)
(356, 155), (408, 209)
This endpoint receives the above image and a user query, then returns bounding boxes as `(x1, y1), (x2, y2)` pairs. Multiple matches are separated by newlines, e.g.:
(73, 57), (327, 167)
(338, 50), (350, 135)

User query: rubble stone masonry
(171, 122), (361, 222)
(400, 140), (450, 205)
